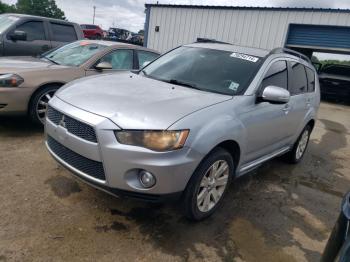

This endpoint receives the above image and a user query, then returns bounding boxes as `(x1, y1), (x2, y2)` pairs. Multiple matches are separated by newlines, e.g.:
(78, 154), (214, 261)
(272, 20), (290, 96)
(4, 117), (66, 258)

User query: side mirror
(142, 61), (150, 68)
(95, 61), (112, 71)
(258, 85), (290, 104)
(10, 30), (27, 41)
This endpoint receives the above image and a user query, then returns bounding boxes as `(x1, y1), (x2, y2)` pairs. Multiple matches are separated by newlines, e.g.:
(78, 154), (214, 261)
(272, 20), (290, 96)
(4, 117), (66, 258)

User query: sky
(2, 0), (350, 33)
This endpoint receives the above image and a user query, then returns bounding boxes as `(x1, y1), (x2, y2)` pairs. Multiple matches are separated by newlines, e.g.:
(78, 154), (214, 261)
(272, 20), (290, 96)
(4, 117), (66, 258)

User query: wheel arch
(213, 140), (241, 171)
(27, 82), (65, 113)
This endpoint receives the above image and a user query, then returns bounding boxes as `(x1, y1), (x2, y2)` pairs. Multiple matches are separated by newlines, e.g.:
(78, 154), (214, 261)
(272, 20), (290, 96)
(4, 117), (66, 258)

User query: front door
(4, 20), (51, 56)
(241, 60), (291, 164)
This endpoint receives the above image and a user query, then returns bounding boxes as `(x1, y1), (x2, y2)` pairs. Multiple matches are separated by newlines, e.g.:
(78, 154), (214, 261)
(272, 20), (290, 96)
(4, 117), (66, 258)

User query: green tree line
(0, 0), (65, 20)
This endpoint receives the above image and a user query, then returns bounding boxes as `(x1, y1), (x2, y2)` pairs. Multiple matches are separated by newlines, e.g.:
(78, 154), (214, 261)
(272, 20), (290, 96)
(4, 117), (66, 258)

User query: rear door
(49, 22), (78, 48)
(3, 19), (51, 56)
(286, 61), (309, 138)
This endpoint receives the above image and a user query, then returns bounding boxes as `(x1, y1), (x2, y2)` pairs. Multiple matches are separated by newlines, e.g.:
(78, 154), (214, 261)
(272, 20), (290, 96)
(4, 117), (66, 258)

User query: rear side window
(261, 60), (288, 90)
(15, 21), (45, 41)
(289, 62), (308, 95)
(51, 23), (77, 42)
(305, 67), (315, 92)
(137, 50), (159, 68)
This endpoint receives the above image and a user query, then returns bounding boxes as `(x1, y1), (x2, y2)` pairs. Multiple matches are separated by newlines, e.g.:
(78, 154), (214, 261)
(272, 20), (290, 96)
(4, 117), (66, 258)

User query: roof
(145, 4), (350, 13)
(2, 13), (77, 24)
(185, 43), (269, 57)
(78, 40), (160, 53)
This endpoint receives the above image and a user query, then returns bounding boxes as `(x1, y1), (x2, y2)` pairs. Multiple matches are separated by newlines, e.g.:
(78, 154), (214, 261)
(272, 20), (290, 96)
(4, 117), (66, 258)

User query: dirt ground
(0, 102), (349, 262)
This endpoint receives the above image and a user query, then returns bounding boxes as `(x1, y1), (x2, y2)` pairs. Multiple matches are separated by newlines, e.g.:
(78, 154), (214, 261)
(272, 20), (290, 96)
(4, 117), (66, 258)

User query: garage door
(286, 24), (350, 52)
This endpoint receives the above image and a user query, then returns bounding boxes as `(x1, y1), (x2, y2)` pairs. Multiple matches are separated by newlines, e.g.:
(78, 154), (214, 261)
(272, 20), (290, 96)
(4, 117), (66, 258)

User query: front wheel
(29, 85), (59, 125)
(183, 148), (234, 221)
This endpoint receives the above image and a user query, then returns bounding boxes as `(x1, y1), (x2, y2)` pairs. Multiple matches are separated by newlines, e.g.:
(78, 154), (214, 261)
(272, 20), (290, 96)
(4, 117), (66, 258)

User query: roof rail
(195, 38), (231, 45)
(270, 47), (311, 63)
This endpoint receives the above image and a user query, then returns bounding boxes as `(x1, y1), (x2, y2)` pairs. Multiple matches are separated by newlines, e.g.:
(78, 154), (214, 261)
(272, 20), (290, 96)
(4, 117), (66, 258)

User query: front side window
(14, 21), (45, 41)
(261, 60), (288, 90)
(289, 62), (308, 95)
(51, 23), (77, 42)
(305, 67), (315, 92)
(137, 50), (159, 68)
(142, 46), (262, 95)
(99, 49), (133, 70)
(44, 41), (107, 66)
(0, 15), (19, 34)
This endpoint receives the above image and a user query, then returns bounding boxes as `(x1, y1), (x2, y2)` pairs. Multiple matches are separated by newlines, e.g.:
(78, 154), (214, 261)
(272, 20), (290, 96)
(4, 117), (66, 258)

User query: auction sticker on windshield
(230, 53), (259, 63)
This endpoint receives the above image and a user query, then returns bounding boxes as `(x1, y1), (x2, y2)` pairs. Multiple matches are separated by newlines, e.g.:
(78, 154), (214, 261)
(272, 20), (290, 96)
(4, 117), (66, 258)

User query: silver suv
(45, 41), (320, 220)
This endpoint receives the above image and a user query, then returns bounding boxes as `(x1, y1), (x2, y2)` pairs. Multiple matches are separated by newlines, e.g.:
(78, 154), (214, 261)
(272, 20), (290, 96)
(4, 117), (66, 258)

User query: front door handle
(282, 104), (290, 114)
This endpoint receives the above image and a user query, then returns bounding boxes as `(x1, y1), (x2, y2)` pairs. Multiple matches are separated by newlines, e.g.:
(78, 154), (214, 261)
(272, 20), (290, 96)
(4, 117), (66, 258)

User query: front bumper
(45, 97), (203, 199)
(0, 87), (32, 115)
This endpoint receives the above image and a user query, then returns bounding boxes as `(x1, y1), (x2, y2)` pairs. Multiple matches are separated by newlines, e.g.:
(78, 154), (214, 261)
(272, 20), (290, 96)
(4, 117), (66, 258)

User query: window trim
(7, 19), (47, 41)
(49, 22), (78, 42)
(287, 60), (309, 96)
(90, 48), (135, 71)
(304, 65), (316, 93)
(135, 50), (160, 69)
(256, 58), (289, 96)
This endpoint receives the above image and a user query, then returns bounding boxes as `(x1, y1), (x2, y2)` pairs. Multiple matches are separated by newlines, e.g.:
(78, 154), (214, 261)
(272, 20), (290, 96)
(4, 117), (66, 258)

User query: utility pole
(93, 6), (96, 24)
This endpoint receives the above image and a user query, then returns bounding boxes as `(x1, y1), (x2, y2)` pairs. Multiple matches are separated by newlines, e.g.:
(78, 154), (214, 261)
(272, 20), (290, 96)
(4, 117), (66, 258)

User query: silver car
(45, 42), (320, 220)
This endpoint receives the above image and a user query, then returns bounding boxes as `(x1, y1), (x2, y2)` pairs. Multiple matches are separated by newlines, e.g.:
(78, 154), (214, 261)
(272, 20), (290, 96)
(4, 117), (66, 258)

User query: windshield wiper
(168, 79), (201, 90)
(43, 57), (59, 65)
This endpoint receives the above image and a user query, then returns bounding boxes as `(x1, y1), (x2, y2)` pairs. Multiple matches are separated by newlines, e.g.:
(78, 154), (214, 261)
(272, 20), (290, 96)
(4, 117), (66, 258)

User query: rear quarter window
(50, 23), (77, 42)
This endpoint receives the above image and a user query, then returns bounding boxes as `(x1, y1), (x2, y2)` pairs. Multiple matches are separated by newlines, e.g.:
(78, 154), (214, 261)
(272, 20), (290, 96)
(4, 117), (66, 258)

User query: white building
(144, 4), (350, 55)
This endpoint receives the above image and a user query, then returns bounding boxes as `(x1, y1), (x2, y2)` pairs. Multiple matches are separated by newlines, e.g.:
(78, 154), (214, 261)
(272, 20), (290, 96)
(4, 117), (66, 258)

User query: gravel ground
(0, 102), (349, 262)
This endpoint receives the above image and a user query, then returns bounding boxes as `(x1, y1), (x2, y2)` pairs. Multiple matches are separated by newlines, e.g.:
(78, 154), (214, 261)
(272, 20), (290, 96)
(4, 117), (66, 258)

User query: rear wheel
(183, 148), (234, 221)
(285, 125), (311, 164)
(29, 85), (60, 125)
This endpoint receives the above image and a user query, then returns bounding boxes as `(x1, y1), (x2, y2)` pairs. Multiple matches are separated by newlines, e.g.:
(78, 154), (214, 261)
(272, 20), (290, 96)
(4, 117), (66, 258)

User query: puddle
(95, 221), (128, 232)
(45, 175), (81, 198)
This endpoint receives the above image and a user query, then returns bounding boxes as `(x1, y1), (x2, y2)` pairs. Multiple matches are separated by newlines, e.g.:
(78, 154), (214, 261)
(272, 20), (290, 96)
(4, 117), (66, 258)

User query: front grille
(47, 136), (105, 181)
(47, 106), (97, 143)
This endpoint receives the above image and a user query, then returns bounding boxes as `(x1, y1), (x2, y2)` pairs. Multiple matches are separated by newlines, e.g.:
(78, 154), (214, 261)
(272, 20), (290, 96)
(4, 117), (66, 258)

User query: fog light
(139, 170), (156, 188)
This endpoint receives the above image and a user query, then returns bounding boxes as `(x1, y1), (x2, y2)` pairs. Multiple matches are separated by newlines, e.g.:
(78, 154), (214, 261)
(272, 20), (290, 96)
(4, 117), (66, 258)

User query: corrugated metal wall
(146, 6), (350, 53)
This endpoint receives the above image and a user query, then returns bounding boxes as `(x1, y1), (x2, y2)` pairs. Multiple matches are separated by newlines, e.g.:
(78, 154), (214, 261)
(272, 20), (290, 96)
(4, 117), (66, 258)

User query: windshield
(0, 15), (19, 34)
(143, 46), (262, 95)
(44, 41), (107, 66)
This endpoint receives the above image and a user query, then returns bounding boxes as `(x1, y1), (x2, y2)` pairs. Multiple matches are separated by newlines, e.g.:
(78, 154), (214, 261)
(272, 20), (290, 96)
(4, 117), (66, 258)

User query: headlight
(115, 130), (189, 152)
(0, 74), (24, 87)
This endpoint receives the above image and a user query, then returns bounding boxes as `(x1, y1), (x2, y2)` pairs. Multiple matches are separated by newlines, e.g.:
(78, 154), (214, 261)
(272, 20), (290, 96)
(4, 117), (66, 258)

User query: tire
(95, 34), (102, 40)
(182, 147), (234, 221)
(285, 125), (312, 164)
(29, 85), (60, 125)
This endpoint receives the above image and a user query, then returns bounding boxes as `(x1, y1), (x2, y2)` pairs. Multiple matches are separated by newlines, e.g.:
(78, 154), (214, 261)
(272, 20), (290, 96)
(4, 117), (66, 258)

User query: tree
(0, 1), (16, 13)
(15, 0), (65, 20)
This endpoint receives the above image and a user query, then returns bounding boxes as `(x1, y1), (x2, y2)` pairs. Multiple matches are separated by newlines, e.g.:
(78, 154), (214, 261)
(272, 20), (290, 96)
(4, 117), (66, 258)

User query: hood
(56, 72), (232, 129)
(0, 56), (68, 72)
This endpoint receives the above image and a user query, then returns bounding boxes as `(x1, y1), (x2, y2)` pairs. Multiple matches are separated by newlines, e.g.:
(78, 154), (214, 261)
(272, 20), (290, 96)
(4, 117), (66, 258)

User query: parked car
(45, 42), (320, 220)
(0, 13), (83, 57)
(321, 191), (350, 262)
(130, 34), (144, 46)
(107, 27), (132, 41)
(80, 24), (104, 40)
(318, 64), (350, 103)
(0, 40), (159, 124)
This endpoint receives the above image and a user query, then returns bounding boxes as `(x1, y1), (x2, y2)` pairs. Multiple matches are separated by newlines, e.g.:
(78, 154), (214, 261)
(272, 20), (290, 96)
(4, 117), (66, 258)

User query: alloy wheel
(197, 160), (229, 212)
(296, 129), (309, 160)
(36, 90), (56, 124)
